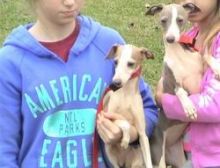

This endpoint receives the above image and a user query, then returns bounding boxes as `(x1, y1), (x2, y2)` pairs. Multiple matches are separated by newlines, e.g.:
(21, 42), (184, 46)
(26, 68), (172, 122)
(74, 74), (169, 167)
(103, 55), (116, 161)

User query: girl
(157, 0), (220, 167)
(0, 0), (158, 167)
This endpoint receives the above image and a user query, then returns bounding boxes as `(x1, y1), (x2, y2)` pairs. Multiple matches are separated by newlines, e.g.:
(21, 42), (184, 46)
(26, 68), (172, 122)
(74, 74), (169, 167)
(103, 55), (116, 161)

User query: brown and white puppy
(146, 3), (220, 116)
(146, 3), (203, 168)
(146, 3), (204, 118)
(103, 44), (154, 168)
(146, 3), (220, 168)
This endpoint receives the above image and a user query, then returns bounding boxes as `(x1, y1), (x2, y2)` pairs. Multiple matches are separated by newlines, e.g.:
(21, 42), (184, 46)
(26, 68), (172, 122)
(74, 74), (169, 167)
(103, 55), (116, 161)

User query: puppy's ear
(140, 48), (154, 59)
(182, 3), (200, 13)
(145, 5), (163, 16)
(106, 44), (119, 59)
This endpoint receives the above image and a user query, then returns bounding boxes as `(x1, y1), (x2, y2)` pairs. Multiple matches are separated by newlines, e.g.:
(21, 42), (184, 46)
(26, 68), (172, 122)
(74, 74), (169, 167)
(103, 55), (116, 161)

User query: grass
(0, 0), (172, 90)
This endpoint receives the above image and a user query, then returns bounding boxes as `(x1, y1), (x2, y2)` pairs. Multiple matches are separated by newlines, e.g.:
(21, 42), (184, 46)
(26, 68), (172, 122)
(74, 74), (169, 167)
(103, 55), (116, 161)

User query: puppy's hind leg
(158, 131), (167, 168)
(105, 146), (120, 168)
(127, 147), (145, 168)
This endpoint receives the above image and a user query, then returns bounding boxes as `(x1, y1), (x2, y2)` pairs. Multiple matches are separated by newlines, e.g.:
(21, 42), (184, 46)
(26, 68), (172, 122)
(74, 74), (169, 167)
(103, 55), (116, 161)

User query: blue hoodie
(0, 15), (158, 168)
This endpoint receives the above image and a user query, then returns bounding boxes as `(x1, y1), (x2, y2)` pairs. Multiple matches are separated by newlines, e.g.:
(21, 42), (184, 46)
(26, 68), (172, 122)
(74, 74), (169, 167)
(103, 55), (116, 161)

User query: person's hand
(97, 112), (138, 145)
(97, 112), (123, 145)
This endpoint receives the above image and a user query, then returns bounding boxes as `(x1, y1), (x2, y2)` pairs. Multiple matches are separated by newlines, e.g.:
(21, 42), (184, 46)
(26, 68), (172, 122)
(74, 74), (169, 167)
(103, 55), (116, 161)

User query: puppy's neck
(121, 76), (140, 95)
(164, 41), (183, 53)
(164, 41), (187, 63)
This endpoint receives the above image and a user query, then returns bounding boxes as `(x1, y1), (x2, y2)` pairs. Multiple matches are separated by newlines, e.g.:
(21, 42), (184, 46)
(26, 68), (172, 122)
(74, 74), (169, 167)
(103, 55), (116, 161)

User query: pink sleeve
(162, 92), (220, 123)
(161, 32), (220, 123)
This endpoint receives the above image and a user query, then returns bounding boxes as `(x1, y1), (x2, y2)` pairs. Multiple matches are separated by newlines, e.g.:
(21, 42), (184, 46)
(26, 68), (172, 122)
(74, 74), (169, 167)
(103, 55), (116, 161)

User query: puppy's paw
(175, 87), (197, 120)
(115, 120), (131, 149)
(120, 138), (129, 149)
(183, 100), (197, 120)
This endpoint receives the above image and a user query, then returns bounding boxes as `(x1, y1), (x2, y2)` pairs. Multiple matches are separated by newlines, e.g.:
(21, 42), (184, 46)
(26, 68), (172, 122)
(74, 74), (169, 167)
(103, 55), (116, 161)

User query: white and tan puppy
(102, 44), (154, 168)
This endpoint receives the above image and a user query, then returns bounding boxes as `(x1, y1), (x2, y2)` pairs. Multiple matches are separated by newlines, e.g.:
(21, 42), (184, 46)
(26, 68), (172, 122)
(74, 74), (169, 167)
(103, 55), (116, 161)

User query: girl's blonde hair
(204, 0), (220, 50)
(204, 21), (220, 50)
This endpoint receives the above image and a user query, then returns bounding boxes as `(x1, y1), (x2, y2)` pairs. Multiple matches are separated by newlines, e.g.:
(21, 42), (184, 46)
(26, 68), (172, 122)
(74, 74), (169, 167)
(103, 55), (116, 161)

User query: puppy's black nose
(166, 36), (175, 43)
(109, 80), (122, 91)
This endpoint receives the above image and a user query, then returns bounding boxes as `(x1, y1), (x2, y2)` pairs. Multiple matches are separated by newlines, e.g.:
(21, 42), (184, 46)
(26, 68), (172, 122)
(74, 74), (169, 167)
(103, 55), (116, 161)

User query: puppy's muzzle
(166, 36), (175, 43)
(109, 79), (122, 91)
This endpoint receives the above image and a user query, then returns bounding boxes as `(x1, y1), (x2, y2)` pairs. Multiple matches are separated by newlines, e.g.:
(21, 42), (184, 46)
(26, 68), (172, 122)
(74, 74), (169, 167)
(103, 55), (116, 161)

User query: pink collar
(178, 33), (200, 52)
(130, 66), (142, 79)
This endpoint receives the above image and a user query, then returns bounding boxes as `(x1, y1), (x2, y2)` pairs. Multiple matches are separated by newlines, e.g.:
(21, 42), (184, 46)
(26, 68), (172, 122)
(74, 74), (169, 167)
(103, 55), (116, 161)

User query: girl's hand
(97, 112), (138, 145)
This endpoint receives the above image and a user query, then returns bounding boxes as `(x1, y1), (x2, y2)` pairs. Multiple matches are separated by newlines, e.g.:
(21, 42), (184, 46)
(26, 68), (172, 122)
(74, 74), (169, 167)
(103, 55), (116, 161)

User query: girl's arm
(0, 49), (21, 167)
(161, 89), (220, 123)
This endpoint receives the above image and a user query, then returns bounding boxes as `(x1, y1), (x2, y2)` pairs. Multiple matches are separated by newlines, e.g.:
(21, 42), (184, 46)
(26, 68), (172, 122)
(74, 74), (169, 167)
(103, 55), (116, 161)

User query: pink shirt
(162, 28), (220, 167)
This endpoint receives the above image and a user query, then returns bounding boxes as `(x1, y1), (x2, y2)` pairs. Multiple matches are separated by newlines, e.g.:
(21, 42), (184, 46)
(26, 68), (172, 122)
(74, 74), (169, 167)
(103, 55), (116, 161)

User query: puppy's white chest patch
(164, 56), (185, 70)
(164, 56), (174, 67)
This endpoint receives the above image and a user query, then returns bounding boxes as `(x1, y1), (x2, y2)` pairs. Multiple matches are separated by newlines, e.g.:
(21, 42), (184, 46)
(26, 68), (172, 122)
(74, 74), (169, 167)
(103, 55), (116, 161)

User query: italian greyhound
(102, 44), (154, 168)
(145, 3), (212, 168)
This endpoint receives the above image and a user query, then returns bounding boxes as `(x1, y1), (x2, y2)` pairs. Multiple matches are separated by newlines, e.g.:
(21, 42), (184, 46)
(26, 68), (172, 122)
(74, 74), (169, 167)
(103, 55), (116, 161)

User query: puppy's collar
(179, 34), (194, 45)
(130, 66), (142, 79)
(178, 33), (199, 52)
(109, 66), (142, 91)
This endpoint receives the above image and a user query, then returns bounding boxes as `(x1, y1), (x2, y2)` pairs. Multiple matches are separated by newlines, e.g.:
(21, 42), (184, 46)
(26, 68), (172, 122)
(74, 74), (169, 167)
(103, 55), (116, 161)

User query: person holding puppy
(156, 0), (220, 167)
(0, 0), (158, 167)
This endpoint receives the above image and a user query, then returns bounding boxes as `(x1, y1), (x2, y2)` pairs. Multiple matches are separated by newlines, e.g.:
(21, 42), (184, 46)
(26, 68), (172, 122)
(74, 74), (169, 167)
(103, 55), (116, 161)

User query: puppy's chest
(164, 46), (203, 78)
(108, 91), (141, 122)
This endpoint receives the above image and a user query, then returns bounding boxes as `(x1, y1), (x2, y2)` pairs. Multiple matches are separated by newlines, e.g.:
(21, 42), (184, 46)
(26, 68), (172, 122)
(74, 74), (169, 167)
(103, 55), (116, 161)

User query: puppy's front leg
(155, 77), (164, 107)
(133, 101), (153, 168)
(114, 120), (130, 149)
(175, 86), (197, 120)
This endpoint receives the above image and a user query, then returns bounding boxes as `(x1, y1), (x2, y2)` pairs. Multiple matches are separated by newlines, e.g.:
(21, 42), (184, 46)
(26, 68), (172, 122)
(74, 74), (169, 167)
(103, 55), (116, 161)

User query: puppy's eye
(177, 18), (184, 25)
(114, 60), (118, 66)
(127, 62), (135, 68)
(160, 18), (167, 24)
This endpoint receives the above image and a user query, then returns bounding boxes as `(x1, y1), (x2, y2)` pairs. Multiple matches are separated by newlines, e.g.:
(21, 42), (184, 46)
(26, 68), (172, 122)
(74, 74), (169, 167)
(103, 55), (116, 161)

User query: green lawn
(0, 0), (171, 89)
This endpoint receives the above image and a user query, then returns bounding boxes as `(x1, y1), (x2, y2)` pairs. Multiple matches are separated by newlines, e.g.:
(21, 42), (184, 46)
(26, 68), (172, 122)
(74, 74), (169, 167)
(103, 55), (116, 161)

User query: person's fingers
(97, 124), (109, 143)
(102, 116), (122, 136)
(97, 113), (122, 144)
(97, 121), (116, 144)
(98, 113), (119, 130)
(97, 114), (113, 139)
(103, 112), (125, 120)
